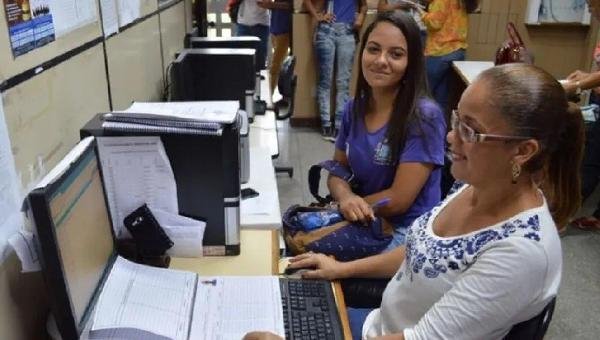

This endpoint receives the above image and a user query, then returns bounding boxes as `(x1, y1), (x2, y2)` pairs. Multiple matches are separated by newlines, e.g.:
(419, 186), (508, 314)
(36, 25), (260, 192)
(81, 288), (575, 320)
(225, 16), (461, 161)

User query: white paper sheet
(99, 0), (119, 37)
(240, 194), (272, 215)
(117, 0), (141, 27)
(96, 137), (179, 239)
(151, 207), (206, 258)
(112, 101), (240, 124)
(190, 276), (285, 340)
(91, 257), (196, 340)
(49, 0), (98, 37)
(0, 95), (24, 263)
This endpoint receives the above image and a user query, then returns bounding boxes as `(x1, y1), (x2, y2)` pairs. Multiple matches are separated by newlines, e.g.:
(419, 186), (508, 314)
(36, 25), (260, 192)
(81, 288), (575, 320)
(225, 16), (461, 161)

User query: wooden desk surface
(170, 229), (280, 275)
(333, 280), (353, 340)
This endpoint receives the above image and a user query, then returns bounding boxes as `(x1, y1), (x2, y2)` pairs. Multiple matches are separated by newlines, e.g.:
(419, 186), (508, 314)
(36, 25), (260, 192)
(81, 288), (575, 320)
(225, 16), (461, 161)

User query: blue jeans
(236, 23), (269, 70)
(426, 49), (465, 111)
(314, 22), (356, 128)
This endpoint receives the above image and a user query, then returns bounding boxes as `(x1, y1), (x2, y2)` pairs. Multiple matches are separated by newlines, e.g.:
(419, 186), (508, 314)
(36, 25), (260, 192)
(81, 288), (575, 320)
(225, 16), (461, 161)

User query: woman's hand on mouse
(288, 252), (349, 280)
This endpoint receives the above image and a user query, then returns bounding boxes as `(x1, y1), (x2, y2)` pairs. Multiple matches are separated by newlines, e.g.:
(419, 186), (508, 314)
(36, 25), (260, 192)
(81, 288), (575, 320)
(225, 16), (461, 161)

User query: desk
(448, 61), (495, 112)
(250, 110), (279, 158)
(452, 61), (494, 85)
(170, 229), (280, 275)
(240, 146), (282, 229)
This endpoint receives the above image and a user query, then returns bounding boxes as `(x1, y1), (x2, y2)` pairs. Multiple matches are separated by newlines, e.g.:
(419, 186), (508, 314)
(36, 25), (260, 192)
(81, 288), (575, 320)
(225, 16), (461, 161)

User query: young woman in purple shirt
(329, 11), (446, 250)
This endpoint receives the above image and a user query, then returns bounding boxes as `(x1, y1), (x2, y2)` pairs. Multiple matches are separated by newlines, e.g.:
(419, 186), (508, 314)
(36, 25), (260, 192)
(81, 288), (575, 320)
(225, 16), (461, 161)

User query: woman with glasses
(277, 63), (584, 340)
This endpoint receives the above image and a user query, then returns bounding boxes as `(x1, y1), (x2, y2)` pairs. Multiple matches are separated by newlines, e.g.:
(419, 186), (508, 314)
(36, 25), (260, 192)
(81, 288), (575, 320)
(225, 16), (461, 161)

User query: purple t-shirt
(334, 98), (446, 228)
(329, 0), (357, 25)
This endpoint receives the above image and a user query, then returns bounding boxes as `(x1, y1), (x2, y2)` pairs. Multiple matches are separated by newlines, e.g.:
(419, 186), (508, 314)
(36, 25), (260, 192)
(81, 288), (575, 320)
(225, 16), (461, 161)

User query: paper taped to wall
(7, 230), (40, 272)
(0, 95), (25, 264)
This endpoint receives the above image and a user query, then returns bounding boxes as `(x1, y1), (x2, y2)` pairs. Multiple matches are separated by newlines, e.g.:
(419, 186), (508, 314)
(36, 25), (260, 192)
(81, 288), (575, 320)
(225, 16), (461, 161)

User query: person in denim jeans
(410, 0), (477, 112)
(235, 0), (270, 70)
(304, 0), (367, 138)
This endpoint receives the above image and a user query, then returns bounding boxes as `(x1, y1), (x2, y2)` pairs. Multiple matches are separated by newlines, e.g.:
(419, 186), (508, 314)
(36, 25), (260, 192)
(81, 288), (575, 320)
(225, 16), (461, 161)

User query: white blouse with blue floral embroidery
(362, 183), (562, 340)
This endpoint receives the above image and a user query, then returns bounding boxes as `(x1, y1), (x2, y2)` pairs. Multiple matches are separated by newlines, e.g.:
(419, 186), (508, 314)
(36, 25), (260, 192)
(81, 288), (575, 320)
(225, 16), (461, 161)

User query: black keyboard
(279, 278), (344, 340)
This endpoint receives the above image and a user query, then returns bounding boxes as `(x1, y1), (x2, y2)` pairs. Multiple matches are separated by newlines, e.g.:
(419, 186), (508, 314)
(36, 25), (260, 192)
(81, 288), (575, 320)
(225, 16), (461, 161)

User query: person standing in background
(257, 0), (293, 98)
(377, 0), (427, 46)
(411, 0), (476, 112)
(304, 0), (368, 139)
(235, 0), (270, 70)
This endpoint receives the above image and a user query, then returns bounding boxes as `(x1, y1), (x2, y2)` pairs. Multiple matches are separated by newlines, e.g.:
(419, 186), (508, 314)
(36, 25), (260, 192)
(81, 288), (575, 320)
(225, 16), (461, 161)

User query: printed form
(96, 136), (179, 239)
(190, 276), (285, 340)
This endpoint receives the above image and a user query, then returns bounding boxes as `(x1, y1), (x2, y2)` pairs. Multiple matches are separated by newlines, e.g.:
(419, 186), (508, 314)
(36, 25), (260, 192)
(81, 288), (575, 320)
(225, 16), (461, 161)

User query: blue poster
(3, 0), (55, 58)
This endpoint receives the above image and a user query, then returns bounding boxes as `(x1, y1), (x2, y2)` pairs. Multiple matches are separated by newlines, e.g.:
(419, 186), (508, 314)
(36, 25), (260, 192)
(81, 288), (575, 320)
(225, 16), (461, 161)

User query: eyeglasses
(451, 110), (532, 143)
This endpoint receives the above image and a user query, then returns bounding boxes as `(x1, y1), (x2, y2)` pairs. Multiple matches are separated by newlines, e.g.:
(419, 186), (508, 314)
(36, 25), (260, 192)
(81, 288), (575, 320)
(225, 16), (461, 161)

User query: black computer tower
(81, 113), (241, 256)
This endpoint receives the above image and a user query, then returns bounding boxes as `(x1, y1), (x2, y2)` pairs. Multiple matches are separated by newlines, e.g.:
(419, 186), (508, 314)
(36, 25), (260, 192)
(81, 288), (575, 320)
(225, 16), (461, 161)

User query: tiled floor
(272, 120), (600, 339)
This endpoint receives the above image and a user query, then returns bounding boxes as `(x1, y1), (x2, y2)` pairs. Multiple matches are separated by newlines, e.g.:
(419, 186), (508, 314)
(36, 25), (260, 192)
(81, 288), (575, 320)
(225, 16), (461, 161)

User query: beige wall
(291, 0), (600, 124)
(466, 0), (599, 79)
(0, 1), (188, 339)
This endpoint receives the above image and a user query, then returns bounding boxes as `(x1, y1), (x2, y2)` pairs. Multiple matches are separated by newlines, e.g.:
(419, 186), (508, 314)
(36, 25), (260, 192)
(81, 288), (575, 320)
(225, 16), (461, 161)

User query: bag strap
(507, 22), (524, 46)
(308, 160), (356, 205)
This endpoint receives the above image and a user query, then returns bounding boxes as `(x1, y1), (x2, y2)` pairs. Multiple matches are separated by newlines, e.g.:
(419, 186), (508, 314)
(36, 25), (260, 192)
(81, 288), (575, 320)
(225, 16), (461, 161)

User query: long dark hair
(478, 64), (585, 227)
(353, 11), (429, 164)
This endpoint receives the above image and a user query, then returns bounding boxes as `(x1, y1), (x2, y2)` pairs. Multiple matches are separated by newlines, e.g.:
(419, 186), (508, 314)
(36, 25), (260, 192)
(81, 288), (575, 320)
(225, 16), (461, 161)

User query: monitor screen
(46, 146), (114, 328)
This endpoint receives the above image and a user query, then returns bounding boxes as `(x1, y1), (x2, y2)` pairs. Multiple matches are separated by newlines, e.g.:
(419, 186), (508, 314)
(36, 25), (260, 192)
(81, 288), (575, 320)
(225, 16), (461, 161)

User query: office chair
(274, 55), (296, 121)
(504, 297), (557, 340)
(273, 55), (297, 178)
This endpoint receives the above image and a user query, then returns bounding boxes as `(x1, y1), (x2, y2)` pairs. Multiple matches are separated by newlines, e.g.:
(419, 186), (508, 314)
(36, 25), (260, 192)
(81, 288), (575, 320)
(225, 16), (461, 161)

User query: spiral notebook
(101, 101), (239, 135)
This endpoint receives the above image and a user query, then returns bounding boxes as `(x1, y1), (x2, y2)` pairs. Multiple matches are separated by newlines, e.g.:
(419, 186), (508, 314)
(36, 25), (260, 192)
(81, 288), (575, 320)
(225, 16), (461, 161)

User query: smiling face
(446, 79), (523, 186)
(361, 21), (409, 92)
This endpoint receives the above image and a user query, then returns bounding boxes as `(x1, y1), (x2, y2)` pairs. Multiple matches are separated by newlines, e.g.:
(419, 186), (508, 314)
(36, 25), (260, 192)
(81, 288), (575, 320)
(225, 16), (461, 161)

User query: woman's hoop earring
(511, 162), (521, 184)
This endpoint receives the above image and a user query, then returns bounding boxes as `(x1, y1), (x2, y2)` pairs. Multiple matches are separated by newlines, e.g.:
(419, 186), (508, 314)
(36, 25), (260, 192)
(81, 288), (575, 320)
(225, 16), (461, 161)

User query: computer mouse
(284, 266), (314, 276)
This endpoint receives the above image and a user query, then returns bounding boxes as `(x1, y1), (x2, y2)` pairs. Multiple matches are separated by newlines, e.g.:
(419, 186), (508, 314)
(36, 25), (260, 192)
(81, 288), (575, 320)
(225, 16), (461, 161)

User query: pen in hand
(367, 197), (390, 221)
(371, 198), (391, 210)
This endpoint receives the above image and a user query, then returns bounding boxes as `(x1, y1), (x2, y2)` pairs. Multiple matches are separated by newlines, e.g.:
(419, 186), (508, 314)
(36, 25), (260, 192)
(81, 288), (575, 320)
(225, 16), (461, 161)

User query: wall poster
(3, 0), (55, 57)
(526, 0), (591, 25)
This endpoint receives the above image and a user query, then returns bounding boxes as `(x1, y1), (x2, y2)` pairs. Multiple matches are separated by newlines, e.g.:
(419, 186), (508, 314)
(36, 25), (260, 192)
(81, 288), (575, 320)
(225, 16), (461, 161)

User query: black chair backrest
(504, 297), (557, 340)
(277, 55), (296, 98)
(274, 55), (297, 120)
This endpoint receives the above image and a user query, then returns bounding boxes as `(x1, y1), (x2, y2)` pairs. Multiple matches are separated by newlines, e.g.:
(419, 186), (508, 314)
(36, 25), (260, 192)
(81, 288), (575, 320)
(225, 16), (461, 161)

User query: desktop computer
(81, 110), (242, 256)
(29, 138), (344, 340)
(170, 48), (257, 120)
(185, 37), (267, 116)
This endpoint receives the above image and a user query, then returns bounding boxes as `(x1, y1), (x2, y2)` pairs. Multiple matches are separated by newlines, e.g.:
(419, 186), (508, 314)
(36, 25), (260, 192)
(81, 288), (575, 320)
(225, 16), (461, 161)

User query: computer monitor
(187, 36), (263, 72)
(187, 36), (260, 54)
(170, 48), (256, 102)
(29, 138), (115, 339)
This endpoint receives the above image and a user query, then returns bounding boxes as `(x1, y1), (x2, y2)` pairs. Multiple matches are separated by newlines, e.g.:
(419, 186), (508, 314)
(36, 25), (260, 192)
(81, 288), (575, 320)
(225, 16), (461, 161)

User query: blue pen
(371, 198), (391, 210)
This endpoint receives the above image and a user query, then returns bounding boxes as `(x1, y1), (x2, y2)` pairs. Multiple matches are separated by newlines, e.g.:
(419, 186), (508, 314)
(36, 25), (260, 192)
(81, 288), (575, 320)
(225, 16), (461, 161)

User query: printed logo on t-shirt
(374, 138), (392, 165)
